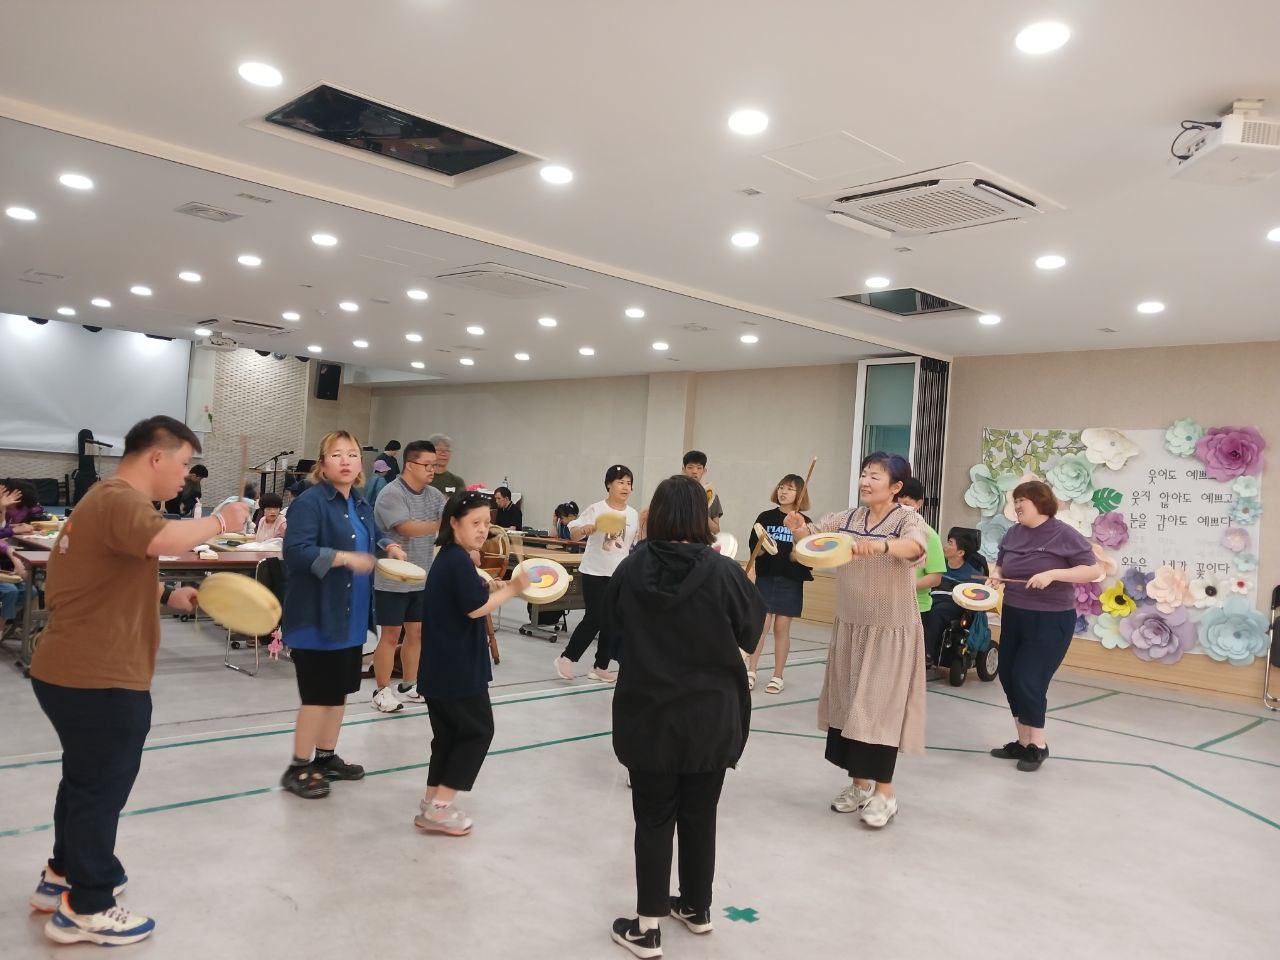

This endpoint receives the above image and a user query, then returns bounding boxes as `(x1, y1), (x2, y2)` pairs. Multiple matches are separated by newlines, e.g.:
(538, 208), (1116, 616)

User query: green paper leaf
(1092, 487), (1123, 513)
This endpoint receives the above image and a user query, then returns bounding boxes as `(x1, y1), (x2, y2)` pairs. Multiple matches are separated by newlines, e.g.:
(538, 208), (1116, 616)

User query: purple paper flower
(1092, 512), (1130, 549)
(1194, 426), (1265, 482)
(1122, 567), (1154, 603)
(1121, 605), (1197, 665)
(1220, 527), (1251, 554)
(1074, 581), (1103, 617)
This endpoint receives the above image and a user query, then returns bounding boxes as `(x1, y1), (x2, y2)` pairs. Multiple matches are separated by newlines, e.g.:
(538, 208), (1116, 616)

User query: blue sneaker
(30, 868), (127, 913)
(45, 894), (155, 946)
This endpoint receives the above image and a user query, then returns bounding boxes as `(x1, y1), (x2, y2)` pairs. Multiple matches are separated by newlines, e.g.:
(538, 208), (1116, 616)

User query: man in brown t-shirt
(27, 415), (249, 946)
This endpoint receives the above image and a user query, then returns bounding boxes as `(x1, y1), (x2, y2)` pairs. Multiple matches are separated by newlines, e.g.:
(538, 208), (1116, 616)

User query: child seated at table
(256, 492), (287, 541)
(553, 501), (579, 541)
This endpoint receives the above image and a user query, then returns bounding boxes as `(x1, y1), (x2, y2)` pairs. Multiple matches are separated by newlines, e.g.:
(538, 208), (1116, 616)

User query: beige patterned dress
(803, 505), (928, 754)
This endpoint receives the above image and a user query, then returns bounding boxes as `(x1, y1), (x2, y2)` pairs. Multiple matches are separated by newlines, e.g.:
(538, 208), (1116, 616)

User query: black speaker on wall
(315, 362), (341, 401)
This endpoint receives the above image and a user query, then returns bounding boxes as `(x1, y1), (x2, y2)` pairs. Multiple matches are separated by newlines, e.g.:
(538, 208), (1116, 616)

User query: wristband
(215, 512), (227, 534)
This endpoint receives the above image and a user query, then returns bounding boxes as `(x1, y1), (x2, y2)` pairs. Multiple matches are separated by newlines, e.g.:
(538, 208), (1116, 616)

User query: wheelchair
(926, 592), (999, 688)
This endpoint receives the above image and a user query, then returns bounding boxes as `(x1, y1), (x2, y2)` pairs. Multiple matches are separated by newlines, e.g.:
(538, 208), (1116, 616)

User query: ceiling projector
(1171, 99), (1280, 185)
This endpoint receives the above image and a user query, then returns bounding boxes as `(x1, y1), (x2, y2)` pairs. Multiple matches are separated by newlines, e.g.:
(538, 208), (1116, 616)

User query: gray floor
(1, 605), (1276, 958)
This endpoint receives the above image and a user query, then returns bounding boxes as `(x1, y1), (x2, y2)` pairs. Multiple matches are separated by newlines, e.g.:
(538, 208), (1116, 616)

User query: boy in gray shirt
(370, 440), (447, 712)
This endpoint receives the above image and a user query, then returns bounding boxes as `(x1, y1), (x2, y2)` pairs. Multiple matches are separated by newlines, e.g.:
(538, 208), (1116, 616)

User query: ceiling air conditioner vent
(175, 201), (242, 223)
(198, 316), (287, 336)
(835, 287), (969, 320)
(433, 263), (575, 299)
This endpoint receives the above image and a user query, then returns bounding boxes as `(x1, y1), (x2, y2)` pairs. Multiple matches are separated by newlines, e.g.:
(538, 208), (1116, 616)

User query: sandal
(280, 763), (330, 799)
(747, 671), (756, 691)
(766, 676), (785, 694)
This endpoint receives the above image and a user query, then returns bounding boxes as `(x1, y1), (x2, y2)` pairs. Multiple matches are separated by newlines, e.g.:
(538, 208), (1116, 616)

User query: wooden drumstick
(745, 540), (766, 575)
(794, 456), (817, 515)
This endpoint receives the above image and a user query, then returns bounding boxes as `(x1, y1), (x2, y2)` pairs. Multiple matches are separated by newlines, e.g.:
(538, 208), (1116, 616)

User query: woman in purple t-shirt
(988, 480), (1100, 772)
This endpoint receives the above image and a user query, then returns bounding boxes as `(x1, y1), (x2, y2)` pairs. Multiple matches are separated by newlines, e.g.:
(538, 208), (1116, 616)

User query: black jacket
(608, 540), (766, 773)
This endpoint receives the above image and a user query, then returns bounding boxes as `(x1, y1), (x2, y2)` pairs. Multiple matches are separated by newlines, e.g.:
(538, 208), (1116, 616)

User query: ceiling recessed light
(310, 233), (338, 247)
(514, 352), (530, 361)
(130, 285), (152, 296)
(405, 333), (423, 343)
(865, 276), (891, 289)
(740, 334), (759, 344)
(178, 271), (202, 283)
(194, 328), (212, 337)
(466, 325), (485, 336)
(91, 297), (111, 308)
(538, 316), (558, 328)
(652, 341), (669, 351)
(978, 314), (1002, 326)
(5, 206), (36, 221)
(578, 346), (595, 356)
(625, 307), (646, 319)
(339, 301), (359, 312)
(459, 357), (475, 366)
(731, 231), (760, 248)
(57, 307), (76, 316)
(1267, 227), (1280, 242)
(727, 109), (769, 136)
(406, 288), (429, 301)
(282, 311), (301, 321)
(238, 61), (283, 87)
(307, 344), (322, 353)
(352, 339), (369, 349)
(237, 254), (262, 267)
(58, 173), (94, 190)
(1136, 301), (1166, 314)
(1035, 254), (1066, 270)
(411, 361), (426, 369)
(1015, 21), (1071, 54)
(540, 165), (574, 184)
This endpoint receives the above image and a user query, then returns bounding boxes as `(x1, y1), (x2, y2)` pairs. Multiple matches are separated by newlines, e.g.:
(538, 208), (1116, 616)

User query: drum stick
(745, 540), (765, 575)
(794, 456), (817, 515)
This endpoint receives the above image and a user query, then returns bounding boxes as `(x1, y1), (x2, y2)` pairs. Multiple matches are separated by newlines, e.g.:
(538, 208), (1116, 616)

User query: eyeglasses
(405, 460), (435, 468)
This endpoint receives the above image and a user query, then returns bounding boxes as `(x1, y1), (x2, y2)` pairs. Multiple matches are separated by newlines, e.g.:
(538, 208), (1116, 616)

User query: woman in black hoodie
(606, 475), (765, 958)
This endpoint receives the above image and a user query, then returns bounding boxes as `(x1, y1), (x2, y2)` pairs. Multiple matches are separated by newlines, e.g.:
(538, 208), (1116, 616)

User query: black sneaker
(990, 741), (1028, 760)
(1017, 745), (1049, 772)
(315, 753), (365, 781)
(669, 897), (712, 934)
(280, 763), (330, 798)
(611, 918), (662, 958)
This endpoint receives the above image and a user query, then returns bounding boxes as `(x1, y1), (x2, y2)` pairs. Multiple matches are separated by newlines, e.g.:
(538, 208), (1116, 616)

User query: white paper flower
(1093, 612), (1129, 649)
(1231, 576), (1252, 596)
(1232, 475), (1260, 499)
(1057, 500), (1100, 537)
(1189, 575), (1232, 609)
(1081, 428), (1141, 471)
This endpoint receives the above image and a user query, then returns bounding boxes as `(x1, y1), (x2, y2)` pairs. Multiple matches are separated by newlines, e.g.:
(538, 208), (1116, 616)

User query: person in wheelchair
(922, 528), (988, 667)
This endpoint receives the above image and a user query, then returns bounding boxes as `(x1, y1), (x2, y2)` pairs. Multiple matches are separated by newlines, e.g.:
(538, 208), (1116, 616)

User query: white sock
(638, 916), (661, 932)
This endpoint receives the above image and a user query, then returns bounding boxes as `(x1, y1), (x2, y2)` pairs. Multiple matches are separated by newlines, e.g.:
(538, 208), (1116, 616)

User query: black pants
(998, 605), (1076, 728)
(629, 769), (726, 917)
(825, 729), (898, 783)
(31, 680), (152, 915)
(425, 693), (494, 792)
(563, 573), (615, 669)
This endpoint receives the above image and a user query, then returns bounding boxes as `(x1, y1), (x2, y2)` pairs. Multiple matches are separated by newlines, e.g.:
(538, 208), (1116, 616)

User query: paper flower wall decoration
(1194, 426), (1265, 482)
(1046, 453), (1096, 504)
(977, 514), (1013, 563)
(1231, 475), (1260, 499)
(1164, 419), (1204, 457)
(1074, 581), (1104, 617)
(1092, 487), (1123, 513)
(1074, 614), (1089, 636)
(1100, 581), (1137, 617)
(1230, 576), (1251, 595)
(1081, 428), (1141, 470)
(1230, 497), (1262, 526)
(1093, 612), (1129, 649)
(1058, 500), (1101, 537)
(964, 464), (1003, 516)
(1146, 565), (1192, 614)
(1122, 567), (1154, 604)
(1092, 512), (1130, 549)
(1091, 543), (1118, 581)
(1002, 470), (1039, 522)
(1188, 574), (1232, 609)
(1197, 598), (1269, 667)
(1219, 527), (1251, 554)
(1235, 552), (1258, 573)
(1121, 605), (1197, 665)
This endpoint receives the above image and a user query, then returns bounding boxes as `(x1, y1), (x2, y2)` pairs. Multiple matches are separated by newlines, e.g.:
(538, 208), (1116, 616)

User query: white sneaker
(860, 793), (898, 828)
(413, 803), (472, 836)
(396, 681), (425, 704)
(371, 686), (403, 713)
(553, 656), (575, 681)
(830, 781), (874, 813)
(45, 896), (155, 945)
(587, 666), (617, 683)
(30, 869), (126, 913)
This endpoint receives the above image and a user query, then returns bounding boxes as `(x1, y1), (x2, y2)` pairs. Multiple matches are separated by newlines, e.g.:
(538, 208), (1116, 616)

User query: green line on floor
(1193, 717), (1267, 751)
(1047, 690), (1122, 713)
(1151, 766), (1280, 831)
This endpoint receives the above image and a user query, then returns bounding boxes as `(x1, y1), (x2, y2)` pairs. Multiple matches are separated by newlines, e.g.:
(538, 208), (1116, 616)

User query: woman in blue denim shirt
(280, 431), (406, 799)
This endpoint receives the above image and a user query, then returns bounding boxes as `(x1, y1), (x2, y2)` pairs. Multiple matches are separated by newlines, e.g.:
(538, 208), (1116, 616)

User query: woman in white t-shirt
(554, 464), (638, 683)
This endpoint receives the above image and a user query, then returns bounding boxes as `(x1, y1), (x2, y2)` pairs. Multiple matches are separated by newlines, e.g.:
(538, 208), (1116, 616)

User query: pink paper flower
(1074, 581), (1103, 617)
(1092, 512), (1129, 549)
(1121, 605), (1197, 665)
(1146, 565), (1192, 614)
(1194, 426), (1265, 482)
